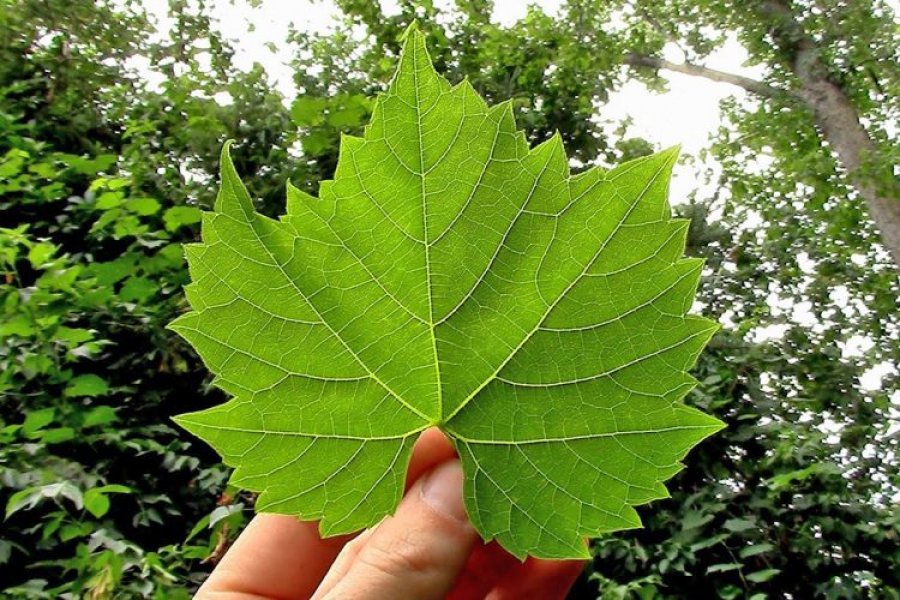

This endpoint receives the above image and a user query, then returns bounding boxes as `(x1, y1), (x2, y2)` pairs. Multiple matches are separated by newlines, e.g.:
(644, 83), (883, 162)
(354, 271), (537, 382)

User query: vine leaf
(171, 23), (724, 559)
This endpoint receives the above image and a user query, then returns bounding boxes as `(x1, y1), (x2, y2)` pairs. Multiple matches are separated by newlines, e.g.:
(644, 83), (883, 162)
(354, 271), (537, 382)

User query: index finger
(196, 428), (455, 599)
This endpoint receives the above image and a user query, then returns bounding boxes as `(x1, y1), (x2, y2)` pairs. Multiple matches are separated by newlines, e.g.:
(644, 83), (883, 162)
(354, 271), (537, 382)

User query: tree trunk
(760, 0), (900, 267)
(790, 45), (900, 266)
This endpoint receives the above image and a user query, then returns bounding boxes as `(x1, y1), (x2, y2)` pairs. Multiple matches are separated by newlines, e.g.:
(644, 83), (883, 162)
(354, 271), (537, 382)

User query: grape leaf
(170, 24), (724, 559)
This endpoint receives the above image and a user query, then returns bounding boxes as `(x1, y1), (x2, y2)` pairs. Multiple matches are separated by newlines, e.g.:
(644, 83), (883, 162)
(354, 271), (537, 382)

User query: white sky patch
(602, 35), (763, 202)
(751, 323), (792, 344)
(139, 0), (339, 98)
(492, 0), (565, 25)
(860, 361), (898, 392)
(380, 0), (402, 17)
(790, 300), (817, 328)
(124, 53), (166, 92)
(840, 334), (875, 359)
(213, 91), (234, 106)
(796, 251), (817, 274)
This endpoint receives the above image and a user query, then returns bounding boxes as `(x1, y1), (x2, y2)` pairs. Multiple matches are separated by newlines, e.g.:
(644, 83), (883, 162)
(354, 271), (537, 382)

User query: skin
(196, 428), (584, 599)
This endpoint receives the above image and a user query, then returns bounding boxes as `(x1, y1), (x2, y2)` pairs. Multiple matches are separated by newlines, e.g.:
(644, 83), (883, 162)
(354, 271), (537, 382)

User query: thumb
(316, 460), (479, 600)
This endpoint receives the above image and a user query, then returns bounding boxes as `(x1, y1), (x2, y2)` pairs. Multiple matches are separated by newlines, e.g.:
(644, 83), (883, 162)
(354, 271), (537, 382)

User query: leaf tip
(164, 317), (182, 334)
(214, 140), (255, 216)
(661, 144), (682, 164)
(170, 413), (189, 429)
(399, 21), (421, 44)
(166, 311), (194, 335)
(570, 541), (592, 561)
(219, 139), (239, 179)
(219, 140), (236, 176)
(708, 415), (728, 434)
(550, 129), (564, 145)
(170, 414), (201, 443)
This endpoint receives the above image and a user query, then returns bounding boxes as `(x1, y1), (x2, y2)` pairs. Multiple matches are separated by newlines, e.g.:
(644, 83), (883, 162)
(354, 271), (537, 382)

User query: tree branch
(623, 53), (792, 100)
(755, 0), (900, 268)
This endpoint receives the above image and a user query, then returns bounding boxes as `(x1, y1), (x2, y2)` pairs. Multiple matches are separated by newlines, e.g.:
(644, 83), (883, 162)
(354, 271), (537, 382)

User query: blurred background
(1, 0), (898, 597)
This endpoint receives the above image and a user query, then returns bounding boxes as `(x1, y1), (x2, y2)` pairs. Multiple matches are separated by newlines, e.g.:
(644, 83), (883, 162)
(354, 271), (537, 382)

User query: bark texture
(760, 0), (900, 267)
(622, 54), (788, 100)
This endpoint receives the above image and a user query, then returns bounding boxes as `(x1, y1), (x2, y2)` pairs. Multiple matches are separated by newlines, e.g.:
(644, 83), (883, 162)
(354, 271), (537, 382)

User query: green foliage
(2, 0), (897, 596)
(0, 0), (281, 595)
(171, 29), (721, 559)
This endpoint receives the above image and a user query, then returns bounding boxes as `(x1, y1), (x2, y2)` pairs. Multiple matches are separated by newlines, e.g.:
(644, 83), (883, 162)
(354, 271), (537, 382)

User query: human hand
(195, 428), (585, 599)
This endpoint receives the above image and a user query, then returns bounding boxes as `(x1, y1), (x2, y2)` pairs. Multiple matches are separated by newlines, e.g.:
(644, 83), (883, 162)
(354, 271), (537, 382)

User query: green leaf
(82, 406), (118, 428)
(5, 488), (40, 518)
(95, 484), (131, 494)
(83, 485), (130, 518)
(58, 153), (116, 175)
(766, 463), (841, 490)
(300, 129), (333, 155)
(125, 197), (162, 216)
(745, 569), (780, 583)
(96, 191), (125, 209)
(171, 25), (722, 559)
(0, 149), (27, 178)
(707, 563), (743, 574)
(119, 276), (157, 302)
(6, 482), (83, 518)
(22, 408), (55, 435)
(739, 543), (774, 558)
(0, 540), (13, 565)
(40, 427), (75, 444)
(83, 489), (111, 518)
(163, 206), (203, 231)
(681, 510), (715, 530)
(689, 533), (729, 552)
(0, 315), (35, 337)
(60, 522), (92, 541)
(325, 94), (370, 128)
(90, 257), (136, 285)
(724, 518), (756, 532)
(185, 514), (211, 542)
(54, 326), (94, 345)
(290, 96), (327, 126)
(27, 242), (56, 267)
(64, 374), (110, 397)
(208, 504), (243, 528)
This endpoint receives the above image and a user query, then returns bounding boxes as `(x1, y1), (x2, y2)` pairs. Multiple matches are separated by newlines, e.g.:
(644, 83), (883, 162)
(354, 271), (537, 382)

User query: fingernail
(420, 460), (468, 523)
